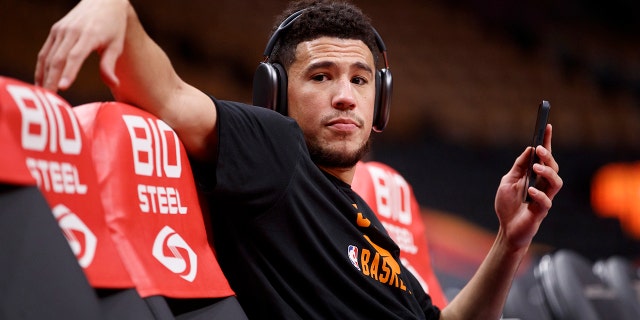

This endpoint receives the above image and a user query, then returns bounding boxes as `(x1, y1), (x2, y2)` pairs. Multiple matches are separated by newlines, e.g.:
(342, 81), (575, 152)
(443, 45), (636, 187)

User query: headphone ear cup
(252, 62), (288, 115)
(373, 68), (392, 132)
(273, 63), (288, 115)
(253, 62), (278, 111)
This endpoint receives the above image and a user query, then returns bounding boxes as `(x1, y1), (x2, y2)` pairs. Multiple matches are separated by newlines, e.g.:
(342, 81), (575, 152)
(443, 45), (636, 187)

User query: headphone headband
(262, 9), (308, 57)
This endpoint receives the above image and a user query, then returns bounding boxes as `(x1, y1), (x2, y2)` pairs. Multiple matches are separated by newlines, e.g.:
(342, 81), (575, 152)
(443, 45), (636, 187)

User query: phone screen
(524, 100), (550, 202)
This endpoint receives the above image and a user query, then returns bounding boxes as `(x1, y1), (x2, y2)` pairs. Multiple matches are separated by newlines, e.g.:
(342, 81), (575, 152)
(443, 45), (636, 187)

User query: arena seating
(0, 76), (154, 318)
(72, 101), (247, 319)
(593, 255), (640, 319)
(538, 249), (636, 320)
(0, 76), (246, 319)
(503, 249), (640, 320)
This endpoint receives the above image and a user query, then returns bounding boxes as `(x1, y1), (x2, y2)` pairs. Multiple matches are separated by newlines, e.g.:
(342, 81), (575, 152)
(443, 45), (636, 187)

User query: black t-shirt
(194, 98), (441, 319)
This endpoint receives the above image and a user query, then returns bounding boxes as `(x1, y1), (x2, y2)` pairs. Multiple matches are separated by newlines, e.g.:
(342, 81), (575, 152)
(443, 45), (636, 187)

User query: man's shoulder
(214, 97), (282, 117)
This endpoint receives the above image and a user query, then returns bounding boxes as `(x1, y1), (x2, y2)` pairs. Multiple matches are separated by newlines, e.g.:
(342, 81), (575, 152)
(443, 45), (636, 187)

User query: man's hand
(495, 124), (563, 250)
(35, 0), (129, 91)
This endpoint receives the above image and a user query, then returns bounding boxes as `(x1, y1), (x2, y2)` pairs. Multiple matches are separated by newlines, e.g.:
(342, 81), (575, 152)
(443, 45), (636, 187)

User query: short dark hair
(268, 0), (379, 70)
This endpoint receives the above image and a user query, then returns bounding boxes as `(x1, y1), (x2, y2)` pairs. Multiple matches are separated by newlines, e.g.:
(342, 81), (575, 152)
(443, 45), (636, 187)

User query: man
(35, 0), (563, 319)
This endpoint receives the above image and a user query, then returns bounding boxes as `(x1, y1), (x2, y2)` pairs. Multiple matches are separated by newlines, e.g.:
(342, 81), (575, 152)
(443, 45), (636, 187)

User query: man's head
(255, 0), (391, 173)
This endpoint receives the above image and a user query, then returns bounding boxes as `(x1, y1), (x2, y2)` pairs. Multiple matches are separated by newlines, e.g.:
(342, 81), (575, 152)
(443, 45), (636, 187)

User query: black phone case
(524, 100), (550, 202)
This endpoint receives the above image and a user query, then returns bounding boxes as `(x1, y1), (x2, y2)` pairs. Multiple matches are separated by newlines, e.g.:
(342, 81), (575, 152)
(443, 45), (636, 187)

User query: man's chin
(308, 142), (370, 169)
(312, 154), (361, 169)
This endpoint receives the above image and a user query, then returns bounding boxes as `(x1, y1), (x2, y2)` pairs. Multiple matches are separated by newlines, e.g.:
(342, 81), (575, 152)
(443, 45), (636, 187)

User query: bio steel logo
(367, 165), (412, 225)
(53, 204), (97, 268)
(122, 115), (188, 215)
(7, 84), (87, 195)
(153, 226), (197, 282)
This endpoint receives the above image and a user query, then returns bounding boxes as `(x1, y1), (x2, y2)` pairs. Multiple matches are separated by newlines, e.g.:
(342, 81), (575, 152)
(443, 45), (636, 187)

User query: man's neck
(318, 165), (356, 185)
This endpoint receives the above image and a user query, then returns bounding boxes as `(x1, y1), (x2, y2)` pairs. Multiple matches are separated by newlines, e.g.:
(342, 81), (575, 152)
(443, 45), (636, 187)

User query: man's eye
(352, 76), (367, 85)
(312, 74), (328, 81)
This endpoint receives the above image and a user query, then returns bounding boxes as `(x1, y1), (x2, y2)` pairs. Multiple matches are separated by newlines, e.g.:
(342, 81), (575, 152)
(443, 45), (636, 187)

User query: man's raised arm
(440, 125), (563, 320)
(35, 0), (217, 160)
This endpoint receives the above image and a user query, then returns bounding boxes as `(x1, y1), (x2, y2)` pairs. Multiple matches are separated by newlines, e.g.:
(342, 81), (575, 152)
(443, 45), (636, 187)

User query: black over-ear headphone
(252, 9), (393, 132)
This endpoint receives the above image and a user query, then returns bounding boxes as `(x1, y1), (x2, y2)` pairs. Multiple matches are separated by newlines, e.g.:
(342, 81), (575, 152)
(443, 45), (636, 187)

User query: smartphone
(523, 100), (550, 202)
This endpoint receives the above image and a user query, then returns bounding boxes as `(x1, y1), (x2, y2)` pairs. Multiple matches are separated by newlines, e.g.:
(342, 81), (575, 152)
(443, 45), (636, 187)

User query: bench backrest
(73, 101), (234, 300)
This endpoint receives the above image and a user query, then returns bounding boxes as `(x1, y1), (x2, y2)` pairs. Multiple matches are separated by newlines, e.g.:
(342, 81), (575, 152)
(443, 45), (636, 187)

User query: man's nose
(332, 78), (357, 110)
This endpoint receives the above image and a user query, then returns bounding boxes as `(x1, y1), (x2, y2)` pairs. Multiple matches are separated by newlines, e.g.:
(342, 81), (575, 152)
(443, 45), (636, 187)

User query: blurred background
(2, 0), (639, 285)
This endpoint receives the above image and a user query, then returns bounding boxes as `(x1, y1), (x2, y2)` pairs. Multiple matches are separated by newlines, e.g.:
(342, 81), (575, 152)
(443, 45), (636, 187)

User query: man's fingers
(536, 145), (559, 174)
(35, 31), (57, 87)
(532, 161), (563, 200)
(35, 20), (95, 91)
(526, 185), (552, 212)
(98, 44), (122, 87)
(512, 146), (532, 176)
(38, 26), (75, 90)
(57, 34), (98, 90)
(543, 124), (553, 153)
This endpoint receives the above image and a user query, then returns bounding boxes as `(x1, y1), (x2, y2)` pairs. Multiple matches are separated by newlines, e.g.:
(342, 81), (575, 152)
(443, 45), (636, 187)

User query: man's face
(286, 37), (376, 169)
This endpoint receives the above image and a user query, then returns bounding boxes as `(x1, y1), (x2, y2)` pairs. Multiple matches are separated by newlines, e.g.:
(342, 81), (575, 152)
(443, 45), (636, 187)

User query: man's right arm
(35, 0), (218, 161)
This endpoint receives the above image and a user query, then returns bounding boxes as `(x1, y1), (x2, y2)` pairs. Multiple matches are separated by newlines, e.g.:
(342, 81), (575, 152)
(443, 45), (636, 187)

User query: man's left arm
(440, 124), (563, 320)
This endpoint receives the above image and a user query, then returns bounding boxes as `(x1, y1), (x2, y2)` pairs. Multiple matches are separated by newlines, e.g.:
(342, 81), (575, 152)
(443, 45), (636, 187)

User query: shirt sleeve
(192, 97), (308, 214)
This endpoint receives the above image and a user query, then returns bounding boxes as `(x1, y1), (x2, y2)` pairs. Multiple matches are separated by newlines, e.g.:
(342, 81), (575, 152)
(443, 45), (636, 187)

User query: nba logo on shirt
(348, 245), (360, 271)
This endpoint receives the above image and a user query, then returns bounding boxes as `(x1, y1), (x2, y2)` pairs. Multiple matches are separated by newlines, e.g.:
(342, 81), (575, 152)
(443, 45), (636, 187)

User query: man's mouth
(326, 118), (360, 131)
